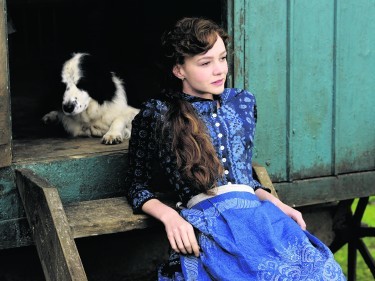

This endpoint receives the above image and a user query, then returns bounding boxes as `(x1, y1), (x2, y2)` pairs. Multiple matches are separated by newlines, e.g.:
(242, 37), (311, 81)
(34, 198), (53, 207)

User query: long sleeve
(125, 102), (159, 213)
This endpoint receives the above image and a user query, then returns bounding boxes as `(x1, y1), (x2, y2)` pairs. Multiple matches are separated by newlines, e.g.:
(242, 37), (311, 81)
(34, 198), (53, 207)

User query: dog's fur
(42, 53), (139, 144)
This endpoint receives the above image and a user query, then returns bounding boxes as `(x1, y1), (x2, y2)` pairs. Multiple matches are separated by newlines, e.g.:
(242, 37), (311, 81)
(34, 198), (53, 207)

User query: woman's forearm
(142, 198), (180, 224)
(255, 188), (306, 229)
(255, 188), (282, 206)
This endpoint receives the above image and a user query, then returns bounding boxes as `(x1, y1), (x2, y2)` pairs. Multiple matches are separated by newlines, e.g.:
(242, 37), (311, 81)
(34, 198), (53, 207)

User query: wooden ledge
(12, 137), (129, 164)
(65, 197), (165, 239)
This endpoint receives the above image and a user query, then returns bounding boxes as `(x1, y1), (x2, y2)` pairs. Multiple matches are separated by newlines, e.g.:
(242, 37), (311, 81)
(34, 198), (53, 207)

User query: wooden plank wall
(0, 0), (12, 168)
(231, 0), (375, 182)
(335, 1), (375, 174)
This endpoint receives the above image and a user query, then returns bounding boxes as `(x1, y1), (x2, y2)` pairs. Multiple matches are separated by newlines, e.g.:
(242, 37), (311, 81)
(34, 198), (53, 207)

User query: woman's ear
(173, 65), (185, 80)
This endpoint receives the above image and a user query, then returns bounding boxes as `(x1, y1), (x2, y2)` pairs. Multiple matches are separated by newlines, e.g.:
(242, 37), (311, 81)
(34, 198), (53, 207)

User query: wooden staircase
(15, 165), (277, 281)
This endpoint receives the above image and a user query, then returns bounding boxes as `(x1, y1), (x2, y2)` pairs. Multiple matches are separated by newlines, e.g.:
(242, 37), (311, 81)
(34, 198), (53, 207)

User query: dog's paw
(123, 128), (131, 139)
(42, 111), (59, 124)
(102, 133), (123, 145)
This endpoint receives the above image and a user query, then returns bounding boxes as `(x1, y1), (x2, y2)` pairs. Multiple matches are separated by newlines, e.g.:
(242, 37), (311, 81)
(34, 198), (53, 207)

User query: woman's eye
(220, 56), (227, 61)
(201, 61), (210, 66)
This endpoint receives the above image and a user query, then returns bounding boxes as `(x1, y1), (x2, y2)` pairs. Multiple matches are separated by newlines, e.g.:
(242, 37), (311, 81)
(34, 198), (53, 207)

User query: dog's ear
(76, 54), (116, 104)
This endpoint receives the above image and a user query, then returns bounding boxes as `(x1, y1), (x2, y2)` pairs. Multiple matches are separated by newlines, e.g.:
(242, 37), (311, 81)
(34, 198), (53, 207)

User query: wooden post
(0, 0), (12, 168)
(16, 168), (88, 281)
(253, 162), (279, 198)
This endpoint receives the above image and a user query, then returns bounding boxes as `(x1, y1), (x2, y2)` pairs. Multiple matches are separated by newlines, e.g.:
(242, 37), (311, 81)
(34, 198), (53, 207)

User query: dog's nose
(63, 102), (75, 114)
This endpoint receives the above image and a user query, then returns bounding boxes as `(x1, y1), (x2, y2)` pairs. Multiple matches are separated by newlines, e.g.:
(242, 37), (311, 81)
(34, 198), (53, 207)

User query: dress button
(215, 122), (220, 127)
(222, 158), (227, 163)
(212, 113), (217, 118)
(224, 170), (229, 175)
(218, 133), (223, 138)
(220, 145), (225, 150)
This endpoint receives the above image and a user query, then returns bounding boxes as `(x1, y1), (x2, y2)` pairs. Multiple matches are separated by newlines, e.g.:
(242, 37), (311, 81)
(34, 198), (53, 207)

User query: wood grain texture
(16, 168), (88, 281)
(239, 0), (374, 181)
(65, 196), (165, 239)
(253, 162), (278, 198)
(276, 170), (375, 207)
(64, 164), (274, 239)
(0, 0), (12, 168)
(335, 0), (375, 174)
(13, 138), (129, 163)
(245, 0), (288, 181)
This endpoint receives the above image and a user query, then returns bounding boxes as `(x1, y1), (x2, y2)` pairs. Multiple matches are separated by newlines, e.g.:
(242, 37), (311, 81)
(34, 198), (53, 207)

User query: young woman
(125, 17), (345, 280)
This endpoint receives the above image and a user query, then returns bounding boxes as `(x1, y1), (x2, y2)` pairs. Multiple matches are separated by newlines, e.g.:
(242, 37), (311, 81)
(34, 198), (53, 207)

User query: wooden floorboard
(12, 137), (129, 163)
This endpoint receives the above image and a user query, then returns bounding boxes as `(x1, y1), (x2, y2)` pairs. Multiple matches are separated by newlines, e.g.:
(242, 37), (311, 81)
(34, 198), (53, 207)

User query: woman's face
(173, 36), (228, 100)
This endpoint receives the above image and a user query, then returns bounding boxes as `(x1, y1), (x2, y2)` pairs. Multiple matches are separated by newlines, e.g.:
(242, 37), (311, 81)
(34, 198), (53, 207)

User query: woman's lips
(212, 79), (224, 86)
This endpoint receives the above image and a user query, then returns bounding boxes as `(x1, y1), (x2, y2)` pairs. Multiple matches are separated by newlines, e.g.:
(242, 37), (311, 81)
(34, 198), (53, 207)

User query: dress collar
(164, 89), (237, 115)
(179, 92), (222, 115)
(179, 92), (221, 103)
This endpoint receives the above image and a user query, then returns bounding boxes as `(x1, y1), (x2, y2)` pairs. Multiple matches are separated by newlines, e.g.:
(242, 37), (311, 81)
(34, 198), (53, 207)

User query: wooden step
(65, 196), (169, 239)
(15, 163), (277, 281)
(15, 168), (175, 281)
(16, 163), (277, 242)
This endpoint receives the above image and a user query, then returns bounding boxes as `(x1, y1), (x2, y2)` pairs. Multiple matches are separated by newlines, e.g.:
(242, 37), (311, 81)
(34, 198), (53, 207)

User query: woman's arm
(126, 101), (199, 257)
(126, 101), (162, 212)
(255, 188), (306, 230)
(142, 199), (200, 257)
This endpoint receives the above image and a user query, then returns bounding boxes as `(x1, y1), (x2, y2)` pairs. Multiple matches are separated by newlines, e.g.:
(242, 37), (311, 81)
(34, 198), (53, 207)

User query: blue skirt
(158, 189), (346, 281)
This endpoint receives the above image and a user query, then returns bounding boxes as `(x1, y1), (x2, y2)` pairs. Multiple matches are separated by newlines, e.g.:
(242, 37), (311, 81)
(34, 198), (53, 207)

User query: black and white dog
(42, 53), (139, 144)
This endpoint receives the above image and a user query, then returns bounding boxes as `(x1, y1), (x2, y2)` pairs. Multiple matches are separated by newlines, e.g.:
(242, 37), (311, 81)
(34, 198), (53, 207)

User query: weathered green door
(227, 0), (375, 205)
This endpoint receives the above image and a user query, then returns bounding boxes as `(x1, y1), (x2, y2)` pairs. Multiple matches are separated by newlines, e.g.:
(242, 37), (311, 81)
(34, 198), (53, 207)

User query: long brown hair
(160, 17), (228, 193)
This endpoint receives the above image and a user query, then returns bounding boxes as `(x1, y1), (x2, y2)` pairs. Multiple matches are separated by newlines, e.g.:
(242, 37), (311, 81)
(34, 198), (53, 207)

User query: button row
(212, 115), (230, 184)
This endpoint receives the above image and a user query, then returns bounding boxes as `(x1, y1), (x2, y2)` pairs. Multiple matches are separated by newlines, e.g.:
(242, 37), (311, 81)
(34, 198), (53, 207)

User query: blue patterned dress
(125, 88), (346, 280)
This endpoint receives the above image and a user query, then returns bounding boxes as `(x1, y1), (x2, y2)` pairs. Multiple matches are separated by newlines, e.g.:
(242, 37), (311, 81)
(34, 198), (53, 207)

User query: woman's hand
(276, 202), (306, 230)
(160, 209), (200, 257)
(255, 188), (307, 230)
(142, 199), (200, 257)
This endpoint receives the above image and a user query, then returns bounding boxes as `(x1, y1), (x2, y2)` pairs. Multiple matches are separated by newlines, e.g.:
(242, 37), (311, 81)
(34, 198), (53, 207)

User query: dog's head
(61, 53), (116, 115)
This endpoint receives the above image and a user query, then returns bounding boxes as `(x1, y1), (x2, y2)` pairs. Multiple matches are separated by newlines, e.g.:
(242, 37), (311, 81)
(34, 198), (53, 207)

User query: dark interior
(7, 0), (223, 140)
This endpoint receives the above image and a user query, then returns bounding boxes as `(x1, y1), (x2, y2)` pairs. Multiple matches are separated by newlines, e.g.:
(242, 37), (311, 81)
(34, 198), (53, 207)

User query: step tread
(65, 196), (173, 238)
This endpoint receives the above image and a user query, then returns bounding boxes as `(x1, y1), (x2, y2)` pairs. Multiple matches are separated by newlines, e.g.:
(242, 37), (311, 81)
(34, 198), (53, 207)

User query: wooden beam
(15, 168), (88, 281)
(253, 162), (279, 198)
(0, 0), (12, 168)
(276, 170), (375, 207)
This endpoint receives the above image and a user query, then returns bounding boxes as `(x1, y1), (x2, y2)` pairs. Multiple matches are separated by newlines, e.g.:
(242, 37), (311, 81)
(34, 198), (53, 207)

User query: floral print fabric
(125, 88), (266, 212)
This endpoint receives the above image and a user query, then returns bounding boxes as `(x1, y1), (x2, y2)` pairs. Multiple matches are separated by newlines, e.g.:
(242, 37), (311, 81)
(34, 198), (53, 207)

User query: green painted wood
(0, 167), (25, 221)
(17, 153), (128, 204)
(276, 170), (375, 207)
(224, 0), (234, 87)
(245, 0), (288, 181)
(0, 218), (32, 249)
(233, 0), (245, 89)
(288, 0), (335, 180)
(0, 153), (129, 237)
(335, 0), (375, 174)
(1, 160), (373, 250)
(240, 0), (374, 181)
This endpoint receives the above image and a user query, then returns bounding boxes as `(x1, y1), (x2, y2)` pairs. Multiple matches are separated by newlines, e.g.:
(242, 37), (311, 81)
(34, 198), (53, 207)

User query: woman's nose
(213, 61), (227, 75)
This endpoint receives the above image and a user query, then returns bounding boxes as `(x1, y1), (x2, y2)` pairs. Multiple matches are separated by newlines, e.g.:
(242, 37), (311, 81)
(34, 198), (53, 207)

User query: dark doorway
(7, 0), (223, 139)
